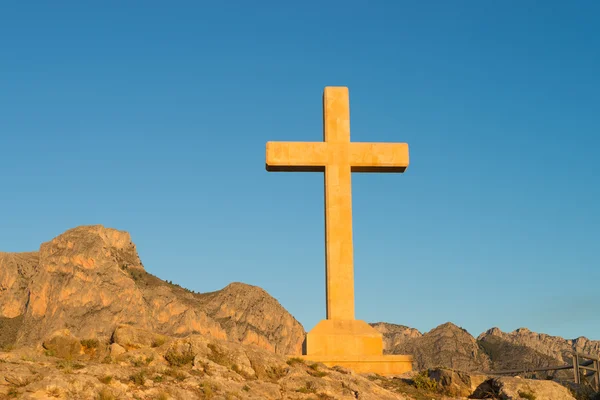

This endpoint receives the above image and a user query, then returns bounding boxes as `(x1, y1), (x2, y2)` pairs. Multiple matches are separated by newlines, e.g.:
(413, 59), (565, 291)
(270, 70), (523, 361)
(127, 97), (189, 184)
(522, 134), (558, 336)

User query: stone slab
(298, 354), (414, 376)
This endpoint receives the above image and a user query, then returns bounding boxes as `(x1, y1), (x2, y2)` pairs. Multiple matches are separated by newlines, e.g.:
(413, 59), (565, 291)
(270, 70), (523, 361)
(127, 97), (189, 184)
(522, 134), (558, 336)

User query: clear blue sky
(1, 1), (598, 341)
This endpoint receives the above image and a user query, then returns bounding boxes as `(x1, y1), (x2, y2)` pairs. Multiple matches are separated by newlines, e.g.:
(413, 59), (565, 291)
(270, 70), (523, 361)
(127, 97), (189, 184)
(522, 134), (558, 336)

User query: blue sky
(1, 1), (598, 340)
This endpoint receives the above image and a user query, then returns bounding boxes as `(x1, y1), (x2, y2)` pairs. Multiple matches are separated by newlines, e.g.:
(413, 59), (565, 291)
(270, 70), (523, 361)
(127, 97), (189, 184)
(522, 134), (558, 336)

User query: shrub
(164, 367), (187, 381)
(165, 348), (195, 367)
(129, 370), (147, 385)
(518, 390), (537, 400)
(266, 365), (288, 381)
(81, 339), (100, 349)
(296, 381), (317, 394)
(286, 357), (305, 366)
(98, 375), (112, 384)
(412, 371), (438, 392)
(308, 363), (328, 377)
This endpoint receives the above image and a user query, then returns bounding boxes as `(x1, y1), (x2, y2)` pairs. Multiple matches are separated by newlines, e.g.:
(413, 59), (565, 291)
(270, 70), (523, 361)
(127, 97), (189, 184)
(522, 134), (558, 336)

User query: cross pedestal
(266, 87), (413, 376)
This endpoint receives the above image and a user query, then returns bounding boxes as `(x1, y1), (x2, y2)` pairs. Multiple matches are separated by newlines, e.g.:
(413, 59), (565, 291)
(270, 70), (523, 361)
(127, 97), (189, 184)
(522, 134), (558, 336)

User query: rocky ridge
(0, 325), (408, 400)
(371, 322), (600, 374)
(0, 225), (304, 355)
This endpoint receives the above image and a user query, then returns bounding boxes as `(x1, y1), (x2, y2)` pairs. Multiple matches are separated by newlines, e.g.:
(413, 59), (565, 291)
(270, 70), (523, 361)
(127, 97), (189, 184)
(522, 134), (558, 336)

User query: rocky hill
(1, 225), (597, 399)
(0, 225), (304, 355)
(371, 322), (600, 374)
(1, 325), (411, 400)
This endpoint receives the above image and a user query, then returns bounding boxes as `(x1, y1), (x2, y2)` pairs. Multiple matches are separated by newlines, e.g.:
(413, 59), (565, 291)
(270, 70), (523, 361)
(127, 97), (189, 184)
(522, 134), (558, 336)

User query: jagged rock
(478, 326), (600, 366)
(472, 376), (577, 400)
(0, 327), (409, 399)
(427, 368), (488, 397)
(0, 225), (305, 355)
(370, 322), (422, 352)
(197, 281), (305, 355)
(478, 330), (561, 372)
(378, 321), (600, 376)
(388, 322), (491, 372)
(109, 343), (126, 358)
(112, 324), (170, 349)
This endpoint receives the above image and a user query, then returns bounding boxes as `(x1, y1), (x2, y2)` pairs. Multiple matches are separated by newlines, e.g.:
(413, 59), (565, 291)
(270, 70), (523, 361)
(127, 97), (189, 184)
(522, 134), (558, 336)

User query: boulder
(472, 376), (577, 400)
(42, 330), (83, 359)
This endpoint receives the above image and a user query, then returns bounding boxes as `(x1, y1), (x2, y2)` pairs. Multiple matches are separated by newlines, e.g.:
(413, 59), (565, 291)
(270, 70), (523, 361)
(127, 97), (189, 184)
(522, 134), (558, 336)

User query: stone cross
(266, 86), (409, 321)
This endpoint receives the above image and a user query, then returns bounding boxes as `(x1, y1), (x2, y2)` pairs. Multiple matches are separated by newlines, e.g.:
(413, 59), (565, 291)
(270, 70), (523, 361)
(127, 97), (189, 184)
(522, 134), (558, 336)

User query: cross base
(304, 319), (384, 356)
(300, 319), (414, 376)
(297, 354), (414, 376)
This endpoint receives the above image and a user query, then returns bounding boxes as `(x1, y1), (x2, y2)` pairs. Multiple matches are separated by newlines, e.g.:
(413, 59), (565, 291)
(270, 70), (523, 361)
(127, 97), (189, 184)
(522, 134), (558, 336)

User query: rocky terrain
(1, 325), (411, 400)
(0, 225), (304, 355)
(1, 225), (598, 399)
(371, 322), (600, 374)
(1, 325), (586, 400)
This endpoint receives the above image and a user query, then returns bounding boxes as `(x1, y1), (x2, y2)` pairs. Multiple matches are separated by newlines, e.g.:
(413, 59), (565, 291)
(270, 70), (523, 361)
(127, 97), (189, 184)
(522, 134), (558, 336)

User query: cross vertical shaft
(265, 86), (409, 325)
(323, 87), (355, 320)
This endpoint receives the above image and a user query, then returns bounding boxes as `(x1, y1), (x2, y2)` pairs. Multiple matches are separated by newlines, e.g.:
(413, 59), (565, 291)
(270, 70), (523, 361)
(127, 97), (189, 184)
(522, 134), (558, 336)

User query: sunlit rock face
(0, 225), (304, 355)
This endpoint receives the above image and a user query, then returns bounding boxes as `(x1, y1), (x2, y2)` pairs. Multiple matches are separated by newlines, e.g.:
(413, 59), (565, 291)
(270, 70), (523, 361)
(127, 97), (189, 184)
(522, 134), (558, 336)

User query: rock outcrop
(0, 225), (305, 356)
(373, 322), (491, 372)
(373, 322), (600, 375)
(0, 326), (408, 400)
(478, 327), (600, 366)
(369, 322), (421, 352)
(472, 376), (577, 400)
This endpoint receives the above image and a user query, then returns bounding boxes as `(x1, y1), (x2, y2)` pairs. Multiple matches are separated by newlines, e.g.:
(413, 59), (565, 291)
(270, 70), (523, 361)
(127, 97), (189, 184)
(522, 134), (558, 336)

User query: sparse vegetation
(99, 375), (113, 384)
(130, 354), (154, 367)
(207, 343), (231, 366)
(266, 365), (288, 381)
(56, 359), (85, 372)
(518, 389), (537, 400)
(316, 393), (336, 400)
(7, 387), (19, 398)
(164, 367), (187, 381)
(127, 267), (145, 282)
(308, 362), (328, 377)
(47, 387), (61, 397)
(129, 369), (148, 385)
(287, 357), (305, 366)
(81, 338), (100, 349)
(199, 381), (214, 398)
(296, 381), (317, 393)
(369, 374), (449, 400)
(165, 347), (195, 367)
(97, 387), (116, 400)
(413, 371), (438, 392)
(242, 384), (251, 391)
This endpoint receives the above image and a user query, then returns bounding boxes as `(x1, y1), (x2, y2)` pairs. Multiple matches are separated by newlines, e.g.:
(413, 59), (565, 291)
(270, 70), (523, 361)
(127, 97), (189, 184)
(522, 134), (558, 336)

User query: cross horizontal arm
(349, 143), (410, 173)
(266, 141), (328, 172)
